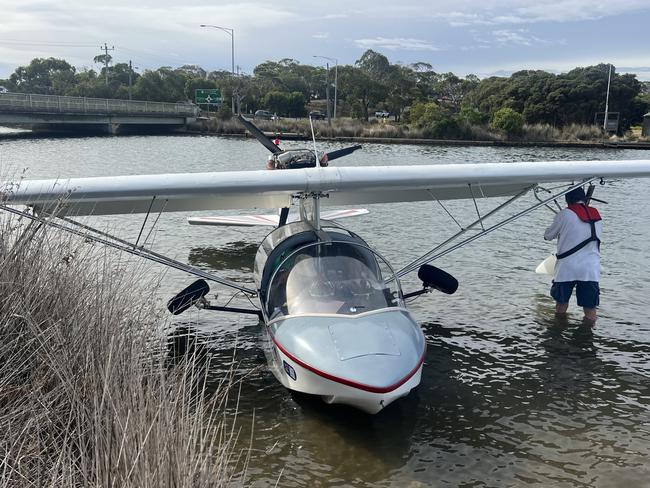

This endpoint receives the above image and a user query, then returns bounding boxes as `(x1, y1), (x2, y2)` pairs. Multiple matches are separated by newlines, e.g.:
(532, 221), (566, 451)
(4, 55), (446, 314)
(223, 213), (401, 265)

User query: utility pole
(603, 64), (612, 132)
(325, 62), (331, 125)
(100, 43), (114, 86)
(332, 60), (338, 119)
(313, 55), (338, 119)
(128, 60), (139, 100)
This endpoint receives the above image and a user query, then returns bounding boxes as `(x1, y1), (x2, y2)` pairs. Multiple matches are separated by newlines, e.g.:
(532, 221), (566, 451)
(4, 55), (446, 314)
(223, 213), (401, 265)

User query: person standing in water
(544, 187), (602, 324)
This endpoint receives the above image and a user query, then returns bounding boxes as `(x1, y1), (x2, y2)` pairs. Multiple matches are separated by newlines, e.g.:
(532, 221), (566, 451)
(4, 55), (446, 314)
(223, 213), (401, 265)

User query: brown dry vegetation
(201, 117), (632, 144)
(0, 211), (245, 487)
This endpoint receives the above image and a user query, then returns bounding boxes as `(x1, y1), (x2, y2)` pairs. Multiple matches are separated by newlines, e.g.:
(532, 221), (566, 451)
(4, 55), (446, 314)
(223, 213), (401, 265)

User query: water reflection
(188, 242), (258, 272)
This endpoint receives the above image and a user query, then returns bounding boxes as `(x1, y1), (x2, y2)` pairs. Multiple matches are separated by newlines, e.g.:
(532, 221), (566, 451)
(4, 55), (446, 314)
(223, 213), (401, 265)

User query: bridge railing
(0, 93), (198, 117)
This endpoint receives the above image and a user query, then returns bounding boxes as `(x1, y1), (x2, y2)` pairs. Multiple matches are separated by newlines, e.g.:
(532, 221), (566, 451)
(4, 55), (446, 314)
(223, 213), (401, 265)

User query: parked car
(375, 110), (390, 118)
(0, 86), (8, 94)
(255, 109), (275, 120)
(309, 110), (325, 120)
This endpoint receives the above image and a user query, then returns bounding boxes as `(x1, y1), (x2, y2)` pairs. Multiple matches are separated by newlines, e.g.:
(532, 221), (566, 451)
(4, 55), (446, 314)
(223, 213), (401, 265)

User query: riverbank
(188, 117), (650, 150)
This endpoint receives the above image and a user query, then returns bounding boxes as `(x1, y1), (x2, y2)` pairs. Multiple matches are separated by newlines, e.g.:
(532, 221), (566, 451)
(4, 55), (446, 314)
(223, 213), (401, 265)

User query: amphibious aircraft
(2, 129), (650, 412)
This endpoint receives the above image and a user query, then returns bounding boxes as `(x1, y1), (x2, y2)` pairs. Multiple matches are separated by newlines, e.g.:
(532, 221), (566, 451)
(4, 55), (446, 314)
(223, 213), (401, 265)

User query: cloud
(312, 33), (329, 39)
(354, 37), (441, 52)
(417, 0), (650, 25)
(491, 29), (553, 46)
(500, 0), (649, 23)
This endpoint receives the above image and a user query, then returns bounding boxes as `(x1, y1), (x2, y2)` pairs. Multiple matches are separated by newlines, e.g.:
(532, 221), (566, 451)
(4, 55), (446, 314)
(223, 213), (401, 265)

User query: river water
(2, 131), (650, 487)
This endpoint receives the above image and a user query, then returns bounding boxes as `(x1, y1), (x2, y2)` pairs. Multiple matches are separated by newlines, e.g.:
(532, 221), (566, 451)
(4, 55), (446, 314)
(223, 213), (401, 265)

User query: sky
(1, 0), (649, 81)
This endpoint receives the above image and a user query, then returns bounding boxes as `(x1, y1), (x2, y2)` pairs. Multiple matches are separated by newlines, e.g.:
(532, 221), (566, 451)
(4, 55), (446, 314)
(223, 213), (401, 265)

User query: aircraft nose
(328, 318), (400, 360)
(272, 310), (426, 391)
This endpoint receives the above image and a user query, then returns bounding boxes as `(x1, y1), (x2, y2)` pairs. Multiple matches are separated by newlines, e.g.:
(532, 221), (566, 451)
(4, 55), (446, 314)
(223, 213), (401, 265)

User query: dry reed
(0, 210), (244, 487)
(204, 116), (624, 145)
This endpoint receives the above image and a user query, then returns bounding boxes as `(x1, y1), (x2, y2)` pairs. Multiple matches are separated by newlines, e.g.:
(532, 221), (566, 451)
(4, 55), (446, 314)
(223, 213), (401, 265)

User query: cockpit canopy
(264, 239), (402, 320)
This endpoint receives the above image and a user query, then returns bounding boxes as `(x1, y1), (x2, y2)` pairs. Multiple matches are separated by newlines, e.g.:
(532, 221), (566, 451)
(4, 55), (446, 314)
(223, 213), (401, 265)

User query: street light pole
(200, 24), (236, 114)
(325, 62), (331, 125)
(313, 55), (338, 119)
(603, 64), (612, 132)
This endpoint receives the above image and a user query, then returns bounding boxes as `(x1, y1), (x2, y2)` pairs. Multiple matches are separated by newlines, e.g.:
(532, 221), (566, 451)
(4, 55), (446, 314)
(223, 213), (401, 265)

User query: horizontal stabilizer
(188, 208), (369, 227)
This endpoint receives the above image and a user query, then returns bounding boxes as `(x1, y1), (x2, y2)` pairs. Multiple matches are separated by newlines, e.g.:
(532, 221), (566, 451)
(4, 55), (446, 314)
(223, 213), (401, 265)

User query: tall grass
(202, 116), (623, 144)
(0, 211), (244, 487)
(559, 123), (604, 141)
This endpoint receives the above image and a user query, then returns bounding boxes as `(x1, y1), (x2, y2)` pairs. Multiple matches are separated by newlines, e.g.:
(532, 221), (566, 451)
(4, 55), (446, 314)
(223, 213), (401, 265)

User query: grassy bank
(194, 117), (650, 146)
(0, 211), (243, 487)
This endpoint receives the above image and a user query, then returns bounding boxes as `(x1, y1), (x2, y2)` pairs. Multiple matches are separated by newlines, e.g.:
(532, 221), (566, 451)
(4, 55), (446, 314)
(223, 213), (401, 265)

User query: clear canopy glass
(265, 240), (402, 319)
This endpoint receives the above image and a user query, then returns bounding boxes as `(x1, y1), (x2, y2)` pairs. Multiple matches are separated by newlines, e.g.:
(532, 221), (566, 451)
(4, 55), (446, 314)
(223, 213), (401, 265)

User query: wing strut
(0, 203), (257, 295)
(397, 178), (598, 278)
(468, 184), (485, 231)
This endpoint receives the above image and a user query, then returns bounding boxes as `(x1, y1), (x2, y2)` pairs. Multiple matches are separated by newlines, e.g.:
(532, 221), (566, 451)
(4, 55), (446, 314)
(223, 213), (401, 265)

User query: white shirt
(544, 205), (602, 282)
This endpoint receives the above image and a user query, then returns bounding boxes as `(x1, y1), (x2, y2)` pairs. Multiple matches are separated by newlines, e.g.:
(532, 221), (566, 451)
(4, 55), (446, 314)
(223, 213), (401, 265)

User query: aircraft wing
(4, 160), (650, 216)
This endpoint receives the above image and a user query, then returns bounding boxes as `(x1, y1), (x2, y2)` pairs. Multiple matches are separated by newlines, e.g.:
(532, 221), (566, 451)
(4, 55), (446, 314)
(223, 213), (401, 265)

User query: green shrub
(458, 106), (488, 125)
(491, 108), (524, 136)
(409, 101), (447, 128)
(424, 115), (465, 139)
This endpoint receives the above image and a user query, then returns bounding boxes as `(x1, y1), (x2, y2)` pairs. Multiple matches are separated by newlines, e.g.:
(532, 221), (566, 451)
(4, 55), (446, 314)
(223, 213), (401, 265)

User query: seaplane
(2, 117), (650, 414)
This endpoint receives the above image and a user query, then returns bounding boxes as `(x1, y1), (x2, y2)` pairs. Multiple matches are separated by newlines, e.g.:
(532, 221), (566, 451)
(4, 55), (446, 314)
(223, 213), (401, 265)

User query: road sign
(594, 112), (620, 133)
(195, 89), (223, 105)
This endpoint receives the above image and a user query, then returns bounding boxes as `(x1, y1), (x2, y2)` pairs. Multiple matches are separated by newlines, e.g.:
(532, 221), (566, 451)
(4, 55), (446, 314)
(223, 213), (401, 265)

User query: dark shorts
(550, 281), (599, 308)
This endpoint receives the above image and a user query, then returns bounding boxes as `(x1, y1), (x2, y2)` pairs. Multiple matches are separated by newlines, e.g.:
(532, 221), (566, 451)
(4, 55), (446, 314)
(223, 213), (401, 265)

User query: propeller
(324, 144), (362, 162)
(237, 115), (362, 166)
(238, 115), (282, 154)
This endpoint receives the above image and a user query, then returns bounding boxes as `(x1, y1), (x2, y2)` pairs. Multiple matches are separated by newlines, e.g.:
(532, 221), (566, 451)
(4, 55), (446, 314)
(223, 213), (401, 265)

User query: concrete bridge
(0, 93), (199, 134)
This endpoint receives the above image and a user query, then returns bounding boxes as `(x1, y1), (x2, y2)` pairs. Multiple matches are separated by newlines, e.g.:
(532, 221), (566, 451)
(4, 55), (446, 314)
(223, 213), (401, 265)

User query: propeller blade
(325, 144), (362, 162)
(167, 279), (210, 315)
(237, 115), (282, 154)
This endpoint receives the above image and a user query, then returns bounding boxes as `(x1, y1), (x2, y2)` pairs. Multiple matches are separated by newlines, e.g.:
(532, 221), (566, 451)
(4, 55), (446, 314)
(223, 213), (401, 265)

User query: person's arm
(544, 212), (563, 241)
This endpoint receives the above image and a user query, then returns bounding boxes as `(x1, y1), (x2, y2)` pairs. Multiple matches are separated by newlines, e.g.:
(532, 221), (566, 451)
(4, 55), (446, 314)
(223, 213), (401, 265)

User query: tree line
(2, 50), (649, 135)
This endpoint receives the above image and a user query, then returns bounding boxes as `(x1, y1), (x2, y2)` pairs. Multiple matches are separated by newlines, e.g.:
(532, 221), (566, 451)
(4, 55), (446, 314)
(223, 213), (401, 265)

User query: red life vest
(567, 203), (601, 222)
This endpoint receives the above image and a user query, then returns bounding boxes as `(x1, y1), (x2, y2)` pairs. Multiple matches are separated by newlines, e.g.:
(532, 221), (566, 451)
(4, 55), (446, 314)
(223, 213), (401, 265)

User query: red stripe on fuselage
(270, 332), (426, 394)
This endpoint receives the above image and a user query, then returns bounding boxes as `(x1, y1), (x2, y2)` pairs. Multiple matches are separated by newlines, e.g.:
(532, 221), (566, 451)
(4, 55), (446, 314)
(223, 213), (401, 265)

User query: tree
(463, 65), (645, 130)
(8, 58), (76, 94)
(92, 54), (113, 65)
(410, 62), (438, 102)
(385, 65), (416, 122)
(432, 72), (479, 112)
(491, 108), (524, 136)
(356, 50), (391, 80)
(338, 66), (386, 121)
(262, 90), (306, 117)
(407, 101), (464, 138)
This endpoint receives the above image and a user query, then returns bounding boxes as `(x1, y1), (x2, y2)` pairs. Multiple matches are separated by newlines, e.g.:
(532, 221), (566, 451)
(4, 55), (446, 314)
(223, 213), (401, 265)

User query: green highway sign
(195, 88), (223, 105)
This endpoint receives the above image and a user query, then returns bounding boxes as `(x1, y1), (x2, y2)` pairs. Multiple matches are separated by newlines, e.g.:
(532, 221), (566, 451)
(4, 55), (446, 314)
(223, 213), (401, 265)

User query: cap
(565, 187), (586, 204)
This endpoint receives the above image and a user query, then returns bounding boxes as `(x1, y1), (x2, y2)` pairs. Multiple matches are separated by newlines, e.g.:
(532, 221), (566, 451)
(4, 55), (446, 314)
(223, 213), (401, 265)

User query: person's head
(565, 187), (586, 205)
